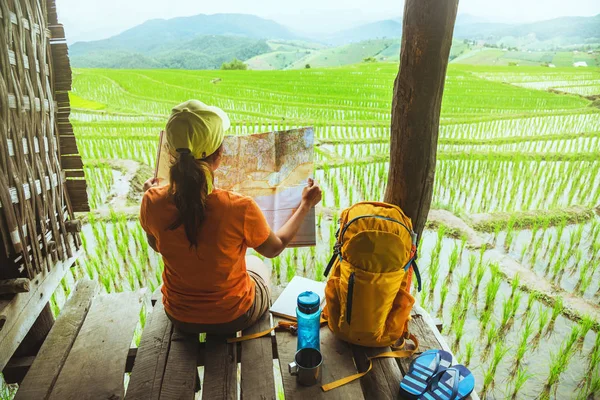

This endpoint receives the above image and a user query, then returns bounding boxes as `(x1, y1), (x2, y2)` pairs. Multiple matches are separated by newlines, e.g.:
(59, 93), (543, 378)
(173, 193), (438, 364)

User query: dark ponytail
(167, 148), (212, 247)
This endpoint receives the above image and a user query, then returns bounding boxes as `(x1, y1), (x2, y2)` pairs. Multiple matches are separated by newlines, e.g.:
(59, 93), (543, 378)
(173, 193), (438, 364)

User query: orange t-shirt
(139, 186), (271, 324)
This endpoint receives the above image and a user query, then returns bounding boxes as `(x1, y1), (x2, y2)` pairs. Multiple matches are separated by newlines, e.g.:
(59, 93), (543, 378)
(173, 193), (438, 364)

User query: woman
(140, 100), (321, 334)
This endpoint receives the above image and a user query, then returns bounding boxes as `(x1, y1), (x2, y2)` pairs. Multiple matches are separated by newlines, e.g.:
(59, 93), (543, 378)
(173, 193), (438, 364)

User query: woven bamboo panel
(0, 0), (86, 279)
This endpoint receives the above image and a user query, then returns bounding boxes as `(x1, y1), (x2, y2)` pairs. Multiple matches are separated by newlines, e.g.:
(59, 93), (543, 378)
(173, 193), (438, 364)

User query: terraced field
(44, 63), (600, 399)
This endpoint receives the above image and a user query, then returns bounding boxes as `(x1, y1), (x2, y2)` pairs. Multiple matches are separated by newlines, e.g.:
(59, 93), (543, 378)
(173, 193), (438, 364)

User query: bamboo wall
(0, 0), (87, 280)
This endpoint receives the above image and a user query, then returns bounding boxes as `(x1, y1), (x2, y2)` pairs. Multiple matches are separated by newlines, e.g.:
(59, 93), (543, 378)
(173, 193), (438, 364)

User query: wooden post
(384, 0), (459, 239)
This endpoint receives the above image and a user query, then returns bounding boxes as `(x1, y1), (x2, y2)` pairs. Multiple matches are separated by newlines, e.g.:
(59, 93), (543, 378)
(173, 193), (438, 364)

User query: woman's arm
(147, 233), (158, 252)
(255, 178), (322, 258)
(142, 178), (160, 253)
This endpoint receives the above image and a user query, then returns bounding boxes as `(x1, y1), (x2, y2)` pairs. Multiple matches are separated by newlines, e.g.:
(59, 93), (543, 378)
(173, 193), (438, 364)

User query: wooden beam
(125, 300), (174, 400)
(159, 329), (199, 399)
(0, 251), (81, 371)
(240, 311), (276, 400)
(352, 345), (402, 400)
(384, 0), (459, 238)
(0, 278), (30, 294)
(203, 334), (238, 400)
(13, 279), (98, 399)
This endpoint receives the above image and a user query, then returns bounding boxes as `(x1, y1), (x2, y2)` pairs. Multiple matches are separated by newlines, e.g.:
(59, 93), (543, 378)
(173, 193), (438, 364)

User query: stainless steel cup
(288, 347), (323, 386)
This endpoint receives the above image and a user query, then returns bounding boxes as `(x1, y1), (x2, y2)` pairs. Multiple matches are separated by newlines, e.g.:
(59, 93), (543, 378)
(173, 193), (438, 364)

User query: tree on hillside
(385, 0), (459, 239)
(363, 56), (377, 63)
(221, 58), (248, 70)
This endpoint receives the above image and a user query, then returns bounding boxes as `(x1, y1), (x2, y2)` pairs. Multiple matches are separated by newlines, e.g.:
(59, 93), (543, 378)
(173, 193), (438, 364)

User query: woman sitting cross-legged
(140, 100), (321, 334)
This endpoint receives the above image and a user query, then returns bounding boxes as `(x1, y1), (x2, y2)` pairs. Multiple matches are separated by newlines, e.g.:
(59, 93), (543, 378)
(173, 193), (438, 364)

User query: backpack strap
(227, 317), (328, 343)
(321, 333), (419, 392)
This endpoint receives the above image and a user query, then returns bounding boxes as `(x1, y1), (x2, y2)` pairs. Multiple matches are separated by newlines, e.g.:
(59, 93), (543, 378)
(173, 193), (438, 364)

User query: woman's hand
(301, 178), (322, 209)
(256, 178), (322, 258)
(143, 178), (160, 192)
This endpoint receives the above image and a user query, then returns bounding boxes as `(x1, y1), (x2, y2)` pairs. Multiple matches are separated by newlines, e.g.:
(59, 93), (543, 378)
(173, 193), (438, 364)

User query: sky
(55, 0), (600, 44)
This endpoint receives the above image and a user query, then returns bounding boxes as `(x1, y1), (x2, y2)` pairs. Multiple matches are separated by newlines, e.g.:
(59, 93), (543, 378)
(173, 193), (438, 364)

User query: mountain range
(70, 13), (600, 70)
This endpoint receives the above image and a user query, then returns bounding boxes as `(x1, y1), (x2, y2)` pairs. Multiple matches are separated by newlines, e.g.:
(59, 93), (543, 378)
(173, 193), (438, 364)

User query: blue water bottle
(296, 291), (321, 351)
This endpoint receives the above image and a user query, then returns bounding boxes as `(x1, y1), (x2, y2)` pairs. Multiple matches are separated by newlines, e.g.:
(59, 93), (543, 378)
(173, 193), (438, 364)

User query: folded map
(155, 127), (316, 247)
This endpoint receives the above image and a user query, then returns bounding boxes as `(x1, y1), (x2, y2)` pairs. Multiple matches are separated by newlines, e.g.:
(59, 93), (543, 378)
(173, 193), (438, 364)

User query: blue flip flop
(418, 365), (475, 400)
(399, 349), (453, 399)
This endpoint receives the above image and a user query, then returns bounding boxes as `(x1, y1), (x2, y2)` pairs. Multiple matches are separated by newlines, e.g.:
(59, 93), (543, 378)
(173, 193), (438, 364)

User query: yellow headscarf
(165, 100), (230, 192)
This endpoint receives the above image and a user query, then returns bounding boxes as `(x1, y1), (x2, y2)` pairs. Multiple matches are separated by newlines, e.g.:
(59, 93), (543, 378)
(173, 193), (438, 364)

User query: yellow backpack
(323, 202), (422, 348)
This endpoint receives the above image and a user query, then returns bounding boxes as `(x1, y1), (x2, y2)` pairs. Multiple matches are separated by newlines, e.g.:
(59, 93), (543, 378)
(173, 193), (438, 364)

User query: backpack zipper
(346, 272), (355, 325)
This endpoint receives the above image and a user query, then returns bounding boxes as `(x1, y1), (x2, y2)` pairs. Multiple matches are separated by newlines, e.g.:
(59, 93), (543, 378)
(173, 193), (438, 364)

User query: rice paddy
(13, 62), (600, 398)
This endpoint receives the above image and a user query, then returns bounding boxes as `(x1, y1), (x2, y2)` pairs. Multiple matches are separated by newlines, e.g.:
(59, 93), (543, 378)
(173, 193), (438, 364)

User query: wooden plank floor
(48, 291), (144, 400)
(14, 279), (98, 400)
(275, 317), (365, 400)
(129, 290), (479, 400)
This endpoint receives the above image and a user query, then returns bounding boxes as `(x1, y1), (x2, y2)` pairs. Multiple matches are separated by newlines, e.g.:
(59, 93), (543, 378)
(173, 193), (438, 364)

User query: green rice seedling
(284, 251), (294, 277)
(510, 273), (520, 299)
(482, 341), (509, 394)
(478, 244), (487, 267)
(510, 368), (532, 400)
(448, 244), (460, 276)
(576, 315), (595, 351)
(463, 340), (475, 367)
(576, 262), (593, 295)
(272, 257), (281, 283)
(569, 223), (585, 253)
(480, 364), (495, 399)
(492, 222), (502, 246)
(525, 291), (537, 313)
(542, 345), (572, 399)
(500, 296), (512, 332)
(438, 283), (449, 318)
(512, 313), (535, 373)
(519, 244), (528, 262)
(532, 306), (550, 349)
(563, 325), (581, 357)
(50, 293), (61, 317)
(452, 314), (466, 353)
(456, 274), (469, 304)
(468, 254), (477, 276)
(459, 234), (467, 256)
(501, 291), (522, 335)
(505, 215), (517, 251)
(480, 303), (493, 328)
(434, 225), (446, 255)
(483, 321), (497, 357)
(484, 273), (502, 312)
(543, 297), (564, 337)
(474, 260), (486, 291)
(314, 259), (324, 282)
(577, 368), (600, 400)
(301, 252), (309, 274)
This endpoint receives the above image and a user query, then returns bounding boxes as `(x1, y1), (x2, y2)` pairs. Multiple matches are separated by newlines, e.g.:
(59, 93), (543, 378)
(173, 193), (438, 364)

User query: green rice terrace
(7, 62), (599, 399)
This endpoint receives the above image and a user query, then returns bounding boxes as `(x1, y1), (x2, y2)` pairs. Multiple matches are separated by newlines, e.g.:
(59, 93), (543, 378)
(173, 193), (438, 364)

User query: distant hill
(455, 14), (600, 49)
(325, 20), (402, 45)
(70, 13), (299, 69)
(70, 12), (600, 70)
(71, 35), (271, 69)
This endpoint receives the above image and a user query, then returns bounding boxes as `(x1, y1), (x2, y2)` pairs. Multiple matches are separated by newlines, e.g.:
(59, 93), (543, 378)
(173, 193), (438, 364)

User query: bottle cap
(297, 291), (320, 314)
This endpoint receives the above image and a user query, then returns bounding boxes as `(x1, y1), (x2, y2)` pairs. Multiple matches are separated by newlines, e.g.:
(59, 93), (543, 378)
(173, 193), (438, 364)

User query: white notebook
(270, 276), (326, 320)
